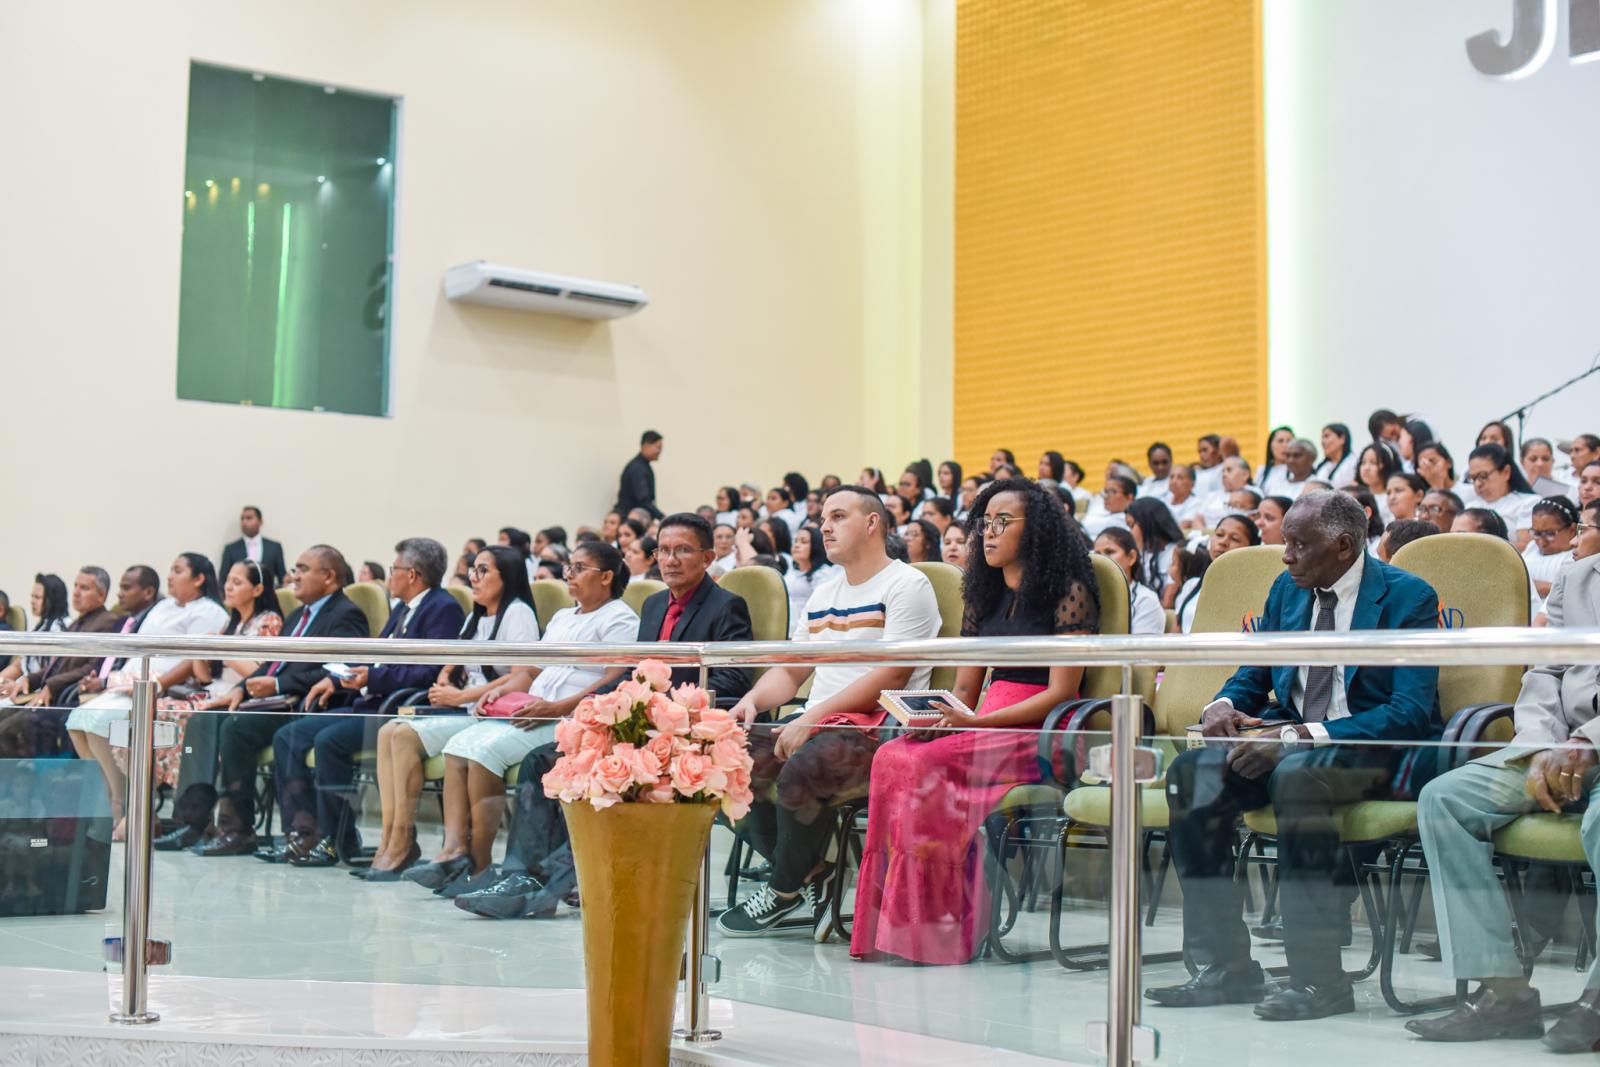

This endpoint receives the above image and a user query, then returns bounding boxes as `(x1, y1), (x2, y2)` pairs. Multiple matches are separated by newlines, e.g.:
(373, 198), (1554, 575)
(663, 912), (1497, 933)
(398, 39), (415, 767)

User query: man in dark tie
(1145, 490), (1441, 1021)
(273, 538), (466, 867)
(202, 545), (368, 857)
(613, 430), (664, 521)
(219, 505), (287, 589)
(454, 512), (753, 920)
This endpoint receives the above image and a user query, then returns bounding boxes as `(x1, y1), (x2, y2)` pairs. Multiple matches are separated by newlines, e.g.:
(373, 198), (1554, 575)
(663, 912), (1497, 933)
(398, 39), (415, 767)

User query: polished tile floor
(0, 820), (1592, 1065)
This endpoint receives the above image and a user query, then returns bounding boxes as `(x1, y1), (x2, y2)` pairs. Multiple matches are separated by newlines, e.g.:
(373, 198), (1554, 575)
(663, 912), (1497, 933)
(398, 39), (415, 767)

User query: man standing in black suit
(202, 545), (369, 856)
(454, 512), (752, 920)
(219, 506), (287, 589)
(613, 430), (665, 521)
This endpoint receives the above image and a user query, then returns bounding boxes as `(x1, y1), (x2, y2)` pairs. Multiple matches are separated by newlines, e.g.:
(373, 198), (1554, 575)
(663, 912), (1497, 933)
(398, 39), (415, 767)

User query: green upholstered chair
(344, 582), (392, 638)
(276, 588), (302, 619)
(445, 584), (474, 618)
(622, 579), (667, 619)
(530, 580), (575, 632)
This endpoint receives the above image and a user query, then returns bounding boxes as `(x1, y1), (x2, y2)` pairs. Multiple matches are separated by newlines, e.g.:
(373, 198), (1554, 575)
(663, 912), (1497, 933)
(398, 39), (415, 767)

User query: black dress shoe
(196, 831), (260, 857)
(288, 838), (340, 868)
(437, 864), (501, 899)
(1405, 985), (1543, 1042)
(1145, 963), (1266, 1007)
(454, 872), (549, 919)
(1254, 979), (1355, 1021)
(153, 825), (203, 852)
(400, 855), (471, 890)
(1544, 989), (1600, 1053)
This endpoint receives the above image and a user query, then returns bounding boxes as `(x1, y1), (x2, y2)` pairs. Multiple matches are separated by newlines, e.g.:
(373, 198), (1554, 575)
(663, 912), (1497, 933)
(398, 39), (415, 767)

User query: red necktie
(266, 609), (312, 676)
(658, 597), (685, 641)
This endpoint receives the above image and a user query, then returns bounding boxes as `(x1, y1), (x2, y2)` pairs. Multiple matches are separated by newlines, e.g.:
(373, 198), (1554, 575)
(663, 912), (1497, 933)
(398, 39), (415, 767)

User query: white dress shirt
(1317, 454), (1358, 488)
(1166, 494), (1205, 527)
(243, 534), (263, 563)
(1259, 467), (1293, 497)
(1290, 551), (1366, 742)
(1193, 464), (1224, 498)
(1140, 475), (1171, 502)
(1129, 583), (1166, 635)
(1082, 510), (1129, 539)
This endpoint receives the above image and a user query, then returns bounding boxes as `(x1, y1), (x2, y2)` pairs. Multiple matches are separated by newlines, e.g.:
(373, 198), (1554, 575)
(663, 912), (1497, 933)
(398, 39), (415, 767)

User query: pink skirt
(848, 680), (1051, 965)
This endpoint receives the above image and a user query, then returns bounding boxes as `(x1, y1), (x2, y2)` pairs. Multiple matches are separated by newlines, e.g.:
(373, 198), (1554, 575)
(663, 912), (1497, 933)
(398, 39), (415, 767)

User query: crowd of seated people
(10, 414), (1600, 1046)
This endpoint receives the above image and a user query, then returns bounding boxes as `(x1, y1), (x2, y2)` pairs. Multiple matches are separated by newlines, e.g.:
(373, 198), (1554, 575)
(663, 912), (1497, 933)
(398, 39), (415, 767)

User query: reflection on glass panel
(176, 62), (396, 417)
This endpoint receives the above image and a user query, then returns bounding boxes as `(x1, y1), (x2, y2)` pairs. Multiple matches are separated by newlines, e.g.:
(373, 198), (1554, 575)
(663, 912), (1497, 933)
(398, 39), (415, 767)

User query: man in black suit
(275, 538), (466, 867)
(0, 567), (123, 757)
(202, 545), (369, 856)
(613, 430), (664, 520)
(219, 505), (286, 588)
(455, 512), (753, 919)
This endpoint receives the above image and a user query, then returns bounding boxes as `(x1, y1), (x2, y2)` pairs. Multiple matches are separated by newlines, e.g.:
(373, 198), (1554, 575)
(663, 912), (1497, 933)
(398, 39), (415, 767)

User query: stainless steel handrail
(3, 625), (1600, 667)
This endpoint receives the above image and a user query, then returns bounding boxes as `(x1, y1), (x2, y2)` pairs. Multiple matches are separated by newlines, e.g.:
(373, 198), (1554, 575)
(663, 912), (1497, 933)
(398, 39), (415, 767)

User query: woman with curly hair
(850, 477), (1100, 965)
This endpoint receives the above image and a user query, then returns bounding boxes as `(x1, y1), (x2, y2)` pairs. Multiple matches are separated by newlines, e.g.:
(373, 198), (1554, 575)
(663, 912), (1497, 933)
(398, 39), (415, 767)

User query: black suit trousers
(1165, 743), (1399, 985)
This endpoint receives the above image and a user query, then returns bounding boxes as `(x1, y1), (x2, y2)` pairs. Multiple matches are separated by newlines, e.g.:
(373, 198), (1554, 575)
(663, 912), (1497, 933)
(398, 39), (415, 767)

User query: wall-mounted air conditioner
(443, 261), (649, 320)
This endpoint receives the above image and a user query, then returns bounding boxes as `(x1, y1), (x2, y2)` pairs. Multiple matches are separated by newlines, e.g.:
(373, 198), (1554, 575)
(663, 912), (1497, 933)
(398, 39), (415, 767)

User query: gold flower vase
(562, 800), (718, 1067)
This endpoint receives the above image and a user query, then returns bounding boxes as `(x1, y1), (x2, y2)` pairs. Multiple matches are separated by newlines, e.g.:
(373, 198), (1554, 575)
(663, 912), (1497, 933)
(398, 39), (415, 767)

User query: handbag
(478, 692), (537, 719)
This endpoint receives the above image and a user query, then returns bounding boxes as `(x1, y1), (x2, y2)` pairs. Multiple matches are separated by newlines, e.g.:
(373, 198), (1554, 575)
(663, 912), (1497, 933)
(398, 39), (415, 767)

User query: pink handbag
(478, 692), (537, 719)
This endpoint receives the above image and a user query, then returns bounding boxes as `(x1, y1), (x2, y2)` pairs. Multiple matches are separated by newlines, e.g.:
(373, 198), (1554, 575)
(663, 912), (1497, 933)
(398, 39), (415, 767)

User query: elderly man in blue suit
(1146, 490), (1441, 1021)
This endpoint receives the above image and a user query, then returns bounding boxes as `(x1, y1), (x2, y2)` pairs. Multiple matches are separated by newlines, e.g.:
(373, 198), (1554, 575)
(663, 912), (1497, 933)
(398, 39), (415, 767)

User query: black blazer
(219, 537), (287, 588)
(614, 454), (661, 519)
(243, 588), (369, 698)
(633, 580), (753, 700)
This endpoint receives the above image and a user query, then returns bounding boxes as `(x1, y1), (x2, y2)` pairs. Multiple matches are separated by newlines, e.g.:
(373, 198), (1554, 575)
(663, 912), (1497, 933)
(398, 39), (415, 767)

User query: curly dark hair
(961, 477), (1098, 628)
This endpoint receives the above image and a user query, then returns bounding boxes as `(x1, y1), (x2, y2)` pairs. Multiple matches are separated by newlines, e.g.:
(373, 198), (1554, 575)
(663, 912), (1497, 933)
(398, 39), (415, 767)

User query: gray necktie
(1302, 589), (1338, 723)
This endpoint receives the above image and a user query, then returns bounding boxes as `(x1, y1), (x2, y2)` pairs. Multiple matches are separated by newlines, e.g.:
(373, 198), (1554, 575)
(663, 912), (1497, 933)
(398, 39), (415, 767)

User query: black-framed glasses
(469, 564), (493, 578)
(1579, 522), (1600, 534)
(1530, 528), (1565, 542)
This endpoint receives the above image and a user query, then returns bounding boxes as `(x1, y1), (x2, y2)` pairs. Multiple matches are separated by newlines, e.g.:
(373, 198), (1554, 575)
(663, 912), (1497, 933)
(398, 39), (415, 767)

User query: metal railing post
(1106, 667), (1140, 1066)
(111, 657), (159, 1024)
(676, 664), (722, 1044)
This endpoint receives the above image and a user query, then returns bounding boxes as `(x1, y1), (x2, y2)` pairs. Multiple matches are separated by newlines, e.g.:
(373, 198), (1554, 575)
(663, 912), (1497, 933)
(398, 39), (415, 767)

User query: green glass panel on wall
(176, 63), (396, 417)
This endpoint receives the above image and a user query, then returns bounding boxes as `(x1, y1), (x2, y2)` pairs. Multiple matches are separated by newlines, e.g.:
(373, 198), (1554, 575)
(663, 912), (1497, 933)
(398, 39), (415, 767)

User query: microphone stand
(1499, 351), (1600, 444)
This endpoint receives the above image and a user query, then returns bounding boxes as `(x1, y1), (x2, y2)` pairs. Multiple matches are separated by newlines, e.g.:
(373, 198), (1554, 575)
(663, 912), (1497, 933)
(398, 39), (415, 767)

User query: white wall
(0, 0), (953, 605)
(1265, 0), (1600, 461)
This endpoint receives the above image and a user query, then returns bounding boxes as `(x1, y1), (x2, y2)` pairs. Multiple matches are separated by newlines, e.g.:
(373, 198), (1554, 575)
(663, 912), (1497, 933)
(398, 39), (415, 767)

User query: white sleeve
(600, 605), (641, 643)
(497, 601), (541, 643)
(790, 592), (814, 641)
(187, 601), (230, 635)
(884, 569), (943, 641)
(1131, 590), (1166, 635)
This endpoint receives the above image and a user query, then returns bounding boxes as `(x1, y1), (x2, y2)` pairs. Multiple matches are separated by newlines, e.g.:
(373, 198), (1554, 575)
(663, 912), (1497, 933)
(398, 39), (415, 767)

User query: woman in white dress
(1464, 442), (1540, 550)
(1353, 442), (1403, 524)
(403, 542), (638, 887)
(1258, 426), (1296, 497)
(714, 486), (741, 529)
(365, 546), (540, 878)
(708, 522), (738, 579)
(66, 553), (229, 838)
(784, 525), (838, 625)
(1524, 496), (1579, 623)
(1315, 423), (1358, 489)
(0, 575), (69, 696)
(1093, 528), (1166, 634)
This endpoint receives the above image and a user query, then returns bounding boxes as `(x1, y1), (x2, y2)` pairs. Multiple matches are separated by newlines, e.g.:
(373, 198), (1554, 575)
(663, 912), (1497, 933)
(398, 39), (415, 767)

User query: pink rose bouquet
(543, 659), (755, 819)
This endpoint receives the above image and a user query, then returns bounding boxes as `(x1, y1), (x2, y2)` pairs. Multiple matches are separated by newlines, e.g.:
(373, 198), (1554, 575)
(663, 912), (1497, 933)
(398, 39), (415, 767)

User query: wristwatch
(1279, 725), (1302, 749)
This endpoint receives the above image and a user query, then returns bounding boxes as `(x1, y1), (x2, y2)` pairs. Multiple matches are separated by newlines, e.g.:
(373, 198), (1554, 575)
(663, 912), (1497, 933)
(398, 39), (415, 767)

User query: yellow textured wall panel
(955, 0), (1266, 485)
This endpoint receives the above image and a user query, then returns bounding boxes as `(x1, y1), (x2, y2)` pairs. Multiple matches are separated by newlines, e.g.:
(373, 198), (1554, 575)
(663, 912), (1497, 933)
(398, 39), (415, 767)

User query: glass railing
(2, 627), (1598, 1064)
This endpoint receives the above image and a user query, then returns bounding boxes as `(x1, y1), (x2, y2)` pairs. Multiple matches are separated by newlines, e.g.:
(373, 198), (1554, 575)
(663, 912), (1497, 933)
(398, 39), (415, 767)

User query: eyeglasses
(653, 546), (705, 562)
(1418, 503), (1448, 516)
(979, 515), (1022, 536)
(469, 564), (493, 578)
(1530, 528), (1567, 542)
(1466, 471), (1496, 485)
(1579, 523), (1600, 535)
(563, 563), (600, 578)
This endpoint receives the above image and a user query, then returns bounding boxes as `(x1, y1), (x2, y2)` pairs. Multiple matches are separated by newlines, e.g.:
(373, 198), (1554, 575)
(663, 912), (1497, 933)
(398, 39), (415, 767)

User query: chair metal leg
(1349, 847), (1385, 981)
(1399, 862), (1428, 955)
(1379, 840), (1457, 1015)
(1145, 833), (1171, 928)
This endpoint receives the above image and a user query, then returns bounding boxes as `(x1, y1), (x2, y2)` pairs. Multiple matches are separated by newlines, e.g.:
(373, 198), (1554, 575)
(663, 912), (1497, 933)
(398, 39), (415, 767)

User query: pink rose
(616, 679), (653, 709)
(644, 775), (676, 803)
(643, 732), (677, 769)
(591, 753), (634, 798)
(636, 659), (674, 692)
(573, 699), (600, 727)
(670, 683), (711, 714)
(670, 751), (713, 796)
(564, 748), (600, 783)
(591, 690), (634, 726)
(553, 717), (583, 756)
(691, 708), (738, 742)
(720, 787), (752, 822)
(578, 726), (611, 753)
(647, 694), (691, 737)
(708, 735), (748, 774)
(540, 762), (571, 799)
(585, 788), (623, 811)
(613, 743), (662, 786)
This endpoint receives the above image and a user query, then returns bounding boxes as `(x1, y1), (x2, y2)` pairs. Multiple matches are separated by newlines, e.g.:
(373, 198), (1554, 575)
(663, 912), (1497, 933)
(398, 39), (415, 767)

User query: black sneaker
(716, 884), (806, 937)
(808, 866), (841, 943)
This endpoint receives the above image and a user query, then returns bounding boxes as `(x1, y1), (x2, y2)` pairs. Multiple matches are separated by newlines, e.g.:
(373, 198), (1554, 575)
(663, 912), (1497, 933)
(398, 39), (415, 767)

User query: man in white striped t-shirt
(721, 486), (941, 940)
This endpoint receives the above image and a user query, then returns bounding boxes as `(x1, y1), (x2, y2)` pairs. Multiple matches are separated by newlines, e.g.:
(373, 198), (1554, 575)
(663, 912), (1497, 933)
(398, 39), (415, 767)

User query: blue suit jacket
(1215, 555), (1442, 744)
(364, 586), (467, 698)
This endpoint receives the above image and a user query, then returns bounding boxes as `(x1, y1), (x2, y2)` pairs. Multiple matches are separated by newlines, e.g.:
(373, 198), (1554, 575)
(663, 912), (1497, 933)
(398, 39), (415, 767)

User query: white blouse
(462, 600), (541, 699)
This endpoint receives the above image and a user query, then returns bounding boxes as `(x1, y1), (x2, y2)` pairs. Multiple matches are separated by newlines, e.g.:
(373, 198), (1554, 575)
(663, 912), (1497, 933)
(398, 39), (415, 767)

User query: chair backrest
(445, 584), (474, 618)
(622, 579), (668, 618)
(4, 605), (24, 634)
(1152, 545), (1285, 736)
(1074, 496), (1089, 518)
(911, 561), (963, 689)
(345, 581), (391, 638)
(276, 587), (302, 619)
(1082, 554), (1141, 700)
(1390, 532), (1528, 727)
(718, 566), (789, 642)
(529, 580), (575, 631)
